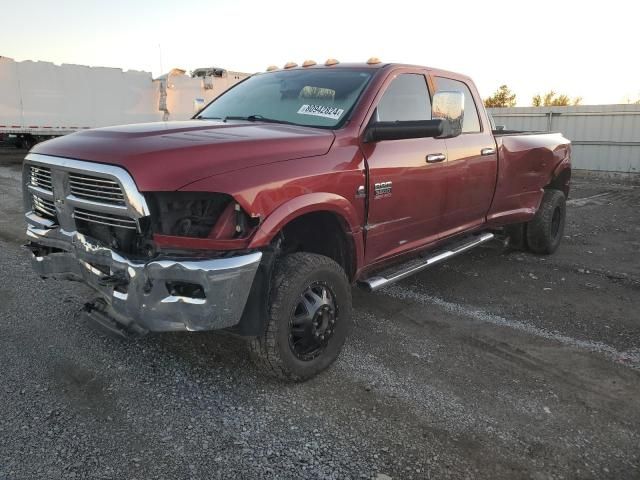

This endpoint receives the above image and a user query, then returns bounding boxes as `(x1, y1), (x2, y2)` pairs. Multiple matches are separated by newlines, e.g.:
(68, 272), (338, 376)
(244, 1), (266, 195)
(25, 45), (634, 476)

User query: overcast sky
(1, 0), (638, 105)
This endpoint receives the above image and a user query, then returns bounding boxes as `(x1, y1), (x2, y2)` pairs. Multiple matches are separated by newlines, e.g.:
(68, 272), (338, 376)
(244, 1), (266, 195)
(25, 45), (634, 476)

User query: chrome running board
(358, 232), (495, 292)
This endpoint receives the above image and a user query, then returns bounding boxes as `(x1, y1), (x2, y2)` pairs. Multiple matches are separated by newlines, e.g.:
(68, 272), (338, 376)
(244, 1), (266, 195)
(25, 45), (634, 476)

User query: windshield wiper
(222, 114), (297, 126)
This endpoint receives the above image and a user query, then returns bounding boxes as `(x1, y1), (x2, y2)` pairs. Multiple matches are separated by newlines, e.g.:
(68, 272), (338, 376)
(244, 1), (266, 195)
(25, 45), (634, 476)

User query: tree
(532, 91), (582, 106)
(484, 85), (517, 108)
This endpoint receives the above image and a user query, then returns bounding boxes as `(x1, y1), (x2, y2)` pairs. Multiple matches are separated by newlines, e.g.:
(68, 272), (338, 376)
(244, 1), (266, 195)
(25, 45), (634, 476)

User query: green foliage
(484, 85), (517, 108)
(532, 91), (582, 106)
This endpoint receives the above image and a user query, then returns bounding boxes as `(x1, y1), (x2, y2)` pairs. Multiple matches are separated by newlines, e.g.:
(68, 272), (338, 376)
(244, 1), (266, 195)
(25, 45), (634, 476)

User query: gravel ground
(1, 148), (639, 479)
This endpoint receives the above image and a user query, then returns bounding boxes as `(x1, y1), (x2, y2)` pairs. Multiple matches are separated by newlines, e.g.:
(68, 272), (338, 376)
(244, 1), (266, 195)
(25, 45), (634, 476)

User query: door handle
(481, 147), (496, 156)
(426, 153), (446, 163)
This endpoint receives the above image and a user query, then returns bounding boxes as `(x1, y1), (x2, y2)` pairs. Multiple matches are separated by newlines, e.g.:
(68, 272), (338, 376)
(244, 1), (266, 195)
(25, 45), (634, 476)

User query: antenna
(158, 44), (163, 75)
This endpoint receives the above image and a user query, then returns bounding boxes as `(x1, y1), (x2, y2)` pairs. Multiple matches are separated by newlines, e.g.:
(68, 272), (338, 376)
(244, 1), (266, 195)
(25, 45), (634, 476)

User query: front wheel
(249, 252), (352, 381)
(526, 189), (566, 254)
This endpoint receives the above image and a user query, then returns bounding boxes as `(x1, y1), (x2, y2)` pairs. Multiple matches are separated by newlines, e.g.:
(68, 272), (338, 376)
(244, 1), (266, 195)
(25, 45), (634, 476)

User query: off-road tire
(526, 189), (566, 254)
(249, 252), (352, 381)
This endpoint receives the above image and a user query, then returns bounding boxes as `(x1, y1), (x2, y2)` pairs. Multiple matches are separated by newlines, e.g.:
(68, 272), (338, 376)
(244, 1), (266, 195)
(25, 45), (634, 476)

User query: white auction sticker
(297, 104), (344, 120)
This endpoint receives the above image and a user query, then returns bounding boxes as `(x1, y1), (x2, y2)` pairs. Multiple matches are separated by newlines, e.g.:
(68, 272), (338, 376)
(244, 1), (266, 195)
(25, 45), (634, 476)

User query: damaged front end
(23, 153), (263, 333)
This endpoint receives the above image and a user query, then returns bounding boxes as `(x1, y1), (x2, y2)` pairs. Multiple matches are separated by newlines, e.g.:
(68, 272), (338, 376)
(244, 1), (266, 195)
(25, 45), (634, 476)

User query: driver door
(360, 72), (449, 264)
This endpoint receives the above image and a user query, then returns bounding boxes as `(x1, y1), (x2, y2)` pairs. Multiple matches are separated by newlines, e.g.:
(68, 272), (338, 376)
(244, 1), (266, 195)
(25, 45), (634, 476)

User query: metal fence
(488, 105), (640, 174)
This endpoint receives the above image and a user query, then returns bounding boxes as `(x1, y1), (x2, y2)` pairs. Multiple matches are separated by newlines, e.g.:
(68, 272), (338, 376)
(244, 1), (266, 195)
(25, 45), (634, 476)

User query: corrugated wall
(488, 105), (640, 173)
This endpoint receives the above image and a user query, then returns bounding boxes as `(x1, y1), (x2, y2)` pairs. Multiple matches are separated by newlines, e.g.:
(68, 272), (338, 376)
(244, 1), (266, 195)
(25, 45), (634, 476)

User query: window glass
(375, 74), (431, 122)
(435, 77), (481, 133)
(197, 69), (372, 128)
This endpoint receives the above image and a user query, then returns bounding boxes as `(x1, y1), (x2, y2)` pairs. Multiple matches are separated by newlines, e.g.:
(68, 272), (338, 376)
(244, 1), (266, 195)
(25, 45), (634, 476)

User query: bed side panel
(487, 133), (571, 225)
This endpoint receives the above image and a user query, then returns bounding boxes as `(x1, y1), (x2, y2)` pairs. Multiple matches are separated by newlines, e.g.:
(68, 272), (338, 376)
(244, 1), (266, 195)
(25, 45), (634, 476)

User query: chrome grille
(73, 208), (138, 230)
(69, 173), (126, 206)
(25, 154), (149, 237)
(30, 166), (53, 191)
(32, 194), (57, 220)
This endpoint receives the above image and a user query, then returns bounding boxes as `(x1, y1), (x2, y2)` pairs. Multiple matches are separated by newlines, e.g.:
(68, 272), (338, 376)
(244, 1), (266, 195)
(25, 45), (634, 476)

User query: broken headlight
(144, 192), (254, 239)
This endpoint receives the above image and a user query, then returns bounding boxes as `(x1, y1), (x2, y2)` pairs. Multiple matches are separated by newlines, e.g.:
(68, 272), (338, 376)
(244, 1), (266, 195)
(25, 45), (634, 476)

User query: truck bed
(492, 129), (550, 136)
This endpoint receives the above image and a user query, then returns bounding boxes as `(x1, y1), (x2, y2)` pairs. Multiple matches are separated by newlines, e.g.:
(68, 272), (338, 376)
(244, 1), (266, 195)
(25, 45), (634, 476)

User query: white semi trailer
(0, 57), (249, 148)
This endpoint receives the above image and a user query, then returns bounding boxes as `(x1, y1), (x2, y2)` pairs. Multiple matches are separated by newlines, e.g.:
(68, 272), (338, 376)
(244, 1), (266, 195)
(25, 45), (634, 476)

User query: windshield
(196, 69), (373, 128)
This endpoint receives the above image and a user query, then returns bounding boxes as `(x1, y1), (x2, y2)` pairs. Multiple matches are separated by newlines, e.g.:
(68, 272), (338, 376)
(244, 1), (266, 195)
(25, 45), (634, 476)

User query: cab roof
(263, 62), (472, 82)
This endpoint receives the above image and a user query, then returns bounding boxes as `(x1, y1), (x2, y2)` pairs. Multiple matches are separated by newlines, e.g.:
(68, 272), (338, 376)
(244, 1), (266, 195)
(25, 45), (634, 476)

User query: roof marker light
(302, 60), (317, 67)
(283, 62), (298, 69)
(366, 57), (381, 65)
(266, 65), (279, 71)
(324, 58), (339, 66)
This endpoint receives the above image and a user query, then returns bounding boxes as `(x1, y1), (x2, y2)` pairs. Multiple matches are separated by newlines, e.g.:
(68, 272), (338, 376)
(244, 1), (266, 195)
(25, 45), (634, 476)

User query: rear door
(433, 76), (498, 238)
(361, 71), (449, 264)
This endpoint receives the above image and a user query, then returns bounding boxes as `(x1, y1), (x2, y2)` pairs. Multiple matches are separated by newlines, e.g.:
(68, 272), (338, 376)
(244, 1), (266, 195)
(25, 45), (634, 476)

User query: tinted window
(435, 77), (481, 133)
(197, 69), (372, 128)
(376, 74), (431, 122)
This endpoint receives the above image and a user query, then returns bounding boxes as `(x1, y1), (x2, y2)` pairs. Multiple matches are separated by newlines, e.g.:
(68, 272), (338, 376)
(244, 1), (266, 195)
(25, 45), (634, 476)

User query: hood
(32, 120), (335, 191)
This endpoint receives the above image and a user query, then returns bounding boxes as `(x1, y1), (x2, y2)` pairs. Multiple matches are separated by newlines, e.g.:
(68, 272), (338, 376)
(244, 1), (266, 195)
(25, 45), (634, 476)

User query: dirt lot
(1, 147), (639, 479)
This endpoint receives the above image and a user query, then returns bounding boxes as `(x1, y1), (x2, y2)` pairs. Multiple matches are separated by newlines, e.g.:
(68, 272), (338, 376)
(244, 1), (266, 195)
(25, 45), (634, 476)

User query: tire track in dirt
(378, 284), (640, 369)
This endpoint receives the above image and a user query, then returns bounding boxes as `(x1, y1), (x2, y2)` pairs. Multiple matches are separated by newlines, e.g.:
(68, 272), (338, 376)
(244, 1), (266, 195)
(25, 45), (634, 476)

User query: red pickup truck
(23, 60), (571, 380)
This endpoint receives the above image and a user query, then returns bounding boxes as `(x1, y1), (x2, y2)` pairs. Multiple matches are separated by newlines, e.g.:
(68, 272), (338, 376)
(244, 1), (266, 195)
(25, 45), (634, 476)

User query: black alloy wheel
(289, 282), (338, 361)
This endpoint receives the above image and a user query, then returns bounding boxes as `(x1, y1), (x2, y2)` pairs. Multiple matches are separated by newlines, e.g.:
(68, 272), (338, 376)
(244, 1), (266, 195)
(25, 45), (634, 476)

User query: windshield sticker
(297, 104), (344, 120)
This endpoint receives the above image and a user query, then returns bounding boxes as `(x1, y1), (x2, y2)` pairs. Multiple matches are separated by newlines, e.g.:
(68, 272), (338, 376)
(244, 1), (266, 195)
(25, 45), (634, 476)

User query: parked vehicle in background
(0, 56), (248, 148)
(22, 59), (571, 381)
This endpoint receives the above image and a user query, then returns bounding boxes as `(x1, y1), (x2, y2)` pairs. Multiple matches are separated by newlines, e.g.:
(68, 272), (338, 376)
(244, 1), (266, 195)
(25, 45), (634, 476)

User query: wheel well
(546, 168), (571, 197)
(279, 211), (355, 281)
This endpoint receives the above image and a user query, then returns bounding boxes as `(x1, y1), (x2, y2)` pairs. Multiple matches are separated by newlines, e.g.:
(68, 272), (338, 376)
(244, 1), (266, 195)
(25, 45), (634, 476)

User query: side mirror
(364, 119), (444, 143)
(432, 91), (464, 138)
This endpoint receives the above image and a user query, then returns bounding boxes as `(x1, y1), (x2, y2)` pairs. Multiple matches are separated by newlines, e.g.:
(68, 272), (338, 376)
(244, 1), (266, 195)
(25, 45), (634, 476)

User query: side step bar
(358, 232), (495, 292)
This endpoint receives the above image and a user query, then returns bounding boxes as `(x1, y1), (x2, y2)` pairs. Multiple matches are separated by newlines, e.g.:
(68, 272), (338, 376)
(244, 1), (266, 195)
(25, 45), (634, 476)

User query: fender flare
(551, 144), (571, 178)
(248, 192), (363, 250)
(548, 145), (572, 197)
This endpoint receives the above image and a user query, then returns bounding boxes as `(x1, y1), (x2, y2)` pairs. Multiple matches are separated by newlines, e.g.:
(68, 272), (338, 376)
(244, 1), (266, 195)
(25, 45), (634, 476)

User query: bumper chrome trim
(26, 220), (262, 332)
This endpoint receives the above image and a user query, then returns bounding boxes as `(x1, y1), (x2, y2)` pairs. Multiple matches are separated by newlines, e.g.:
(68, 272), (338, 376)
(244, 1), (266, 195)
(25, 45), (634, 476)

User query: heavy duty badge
(374, 181), (392, 197)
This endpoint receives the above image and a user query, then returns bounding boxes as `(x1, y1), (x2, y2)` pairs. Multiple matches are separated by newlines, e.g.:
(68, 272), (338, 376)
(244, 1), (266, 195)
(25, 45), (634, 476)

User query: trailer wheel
(526, 189), (566, 254)
(18, 135), (37, 150)
(249, 252), (352, 381)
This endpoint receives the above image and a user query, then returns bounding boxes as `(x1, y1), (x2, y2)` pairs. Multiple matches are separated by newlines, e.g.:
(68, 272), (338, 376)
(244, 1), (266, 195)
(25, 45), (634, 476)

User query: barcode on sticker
(297, 104), (344, 120)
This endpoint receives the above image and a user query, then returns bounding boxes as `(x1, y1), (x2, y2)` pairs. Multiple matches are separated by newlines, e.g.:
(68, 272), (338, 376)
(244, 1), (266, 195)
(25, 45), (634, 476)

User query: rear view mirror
(432, 91), (464, 138)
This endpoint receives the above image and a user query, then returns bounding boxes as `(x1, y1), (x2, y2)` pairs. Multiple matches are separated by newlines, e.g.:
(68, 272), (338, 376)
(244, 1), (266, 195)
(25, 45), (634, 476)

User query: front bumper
(26, 217), (262, 332)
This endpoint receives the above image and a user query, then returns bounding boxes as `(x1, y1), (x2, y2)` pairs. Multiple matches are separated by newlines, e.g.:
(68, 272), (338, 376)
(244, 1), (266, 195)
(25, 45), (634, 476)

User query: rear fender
(488, 135), (571, 225)
(548, 147), (572, 197)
